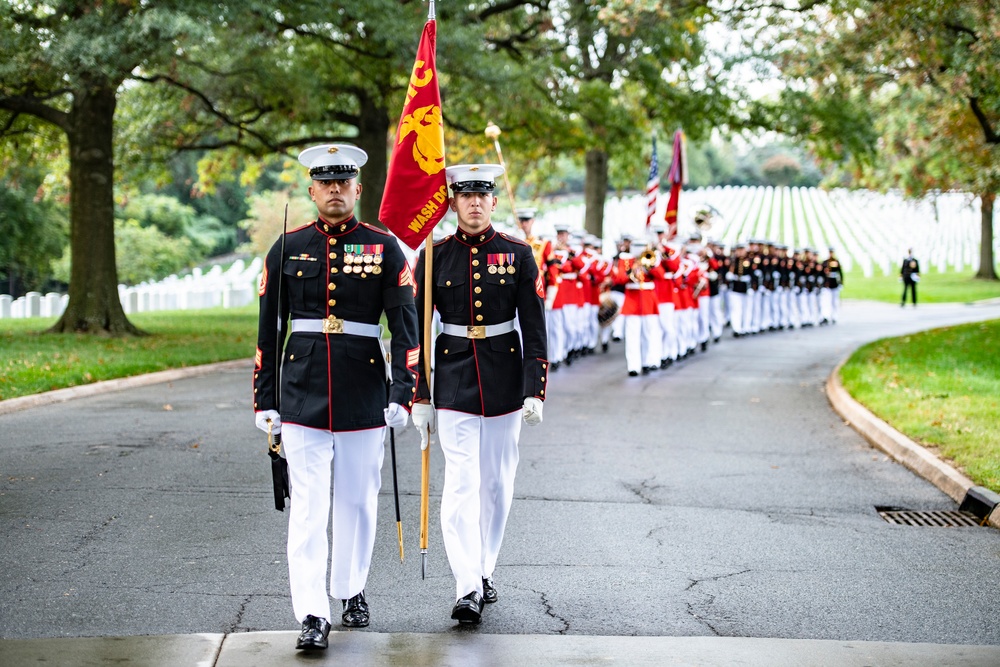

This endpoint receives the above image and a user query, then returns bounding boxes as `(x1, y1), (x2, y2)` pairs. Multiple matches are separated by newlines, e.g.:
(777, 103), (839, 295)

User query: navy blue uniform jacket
(414, 225), (548, 416)
(253, 216), (419, 431)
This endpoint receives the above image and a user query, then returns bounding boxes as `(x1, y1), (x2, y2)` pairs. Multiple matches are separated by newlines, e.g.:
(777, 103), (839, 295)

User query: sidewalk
(3, 631), (999, 667)
(2, 300), (1000, 663)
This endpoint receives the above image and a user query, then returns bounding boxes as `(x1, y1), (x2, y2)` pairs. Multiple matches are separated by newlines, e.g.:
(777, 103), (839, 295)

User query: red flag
(663, 130), (686, 240)
(379, 19), (447, 250)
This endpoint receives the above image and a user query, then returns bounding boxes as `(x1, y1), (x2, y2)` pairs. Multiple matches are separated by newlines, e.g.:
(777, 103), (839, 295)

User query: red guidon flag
(379, 19), (447, 250)
(664, 129), (687, 240)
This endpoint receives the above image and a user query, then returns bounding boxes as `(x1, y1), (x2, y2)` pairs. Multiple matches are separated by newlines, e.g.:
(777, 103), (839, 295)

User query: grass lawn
(0, 306), (258, 401)
(842, 267), (1000, 304)
(839, 319), (1000, 494)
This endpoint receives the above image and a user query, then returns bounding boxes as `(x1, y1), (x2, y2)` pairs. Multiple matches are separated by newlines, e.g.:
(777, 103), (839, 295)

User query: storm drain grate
(876, 506), (982, 527)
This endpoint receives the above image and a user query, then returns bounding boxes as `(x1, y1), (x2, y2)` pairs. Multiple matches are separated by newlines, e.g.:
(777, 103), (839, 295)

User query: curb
(0, 358), (253, 416)
(826, 359), (1000, 529)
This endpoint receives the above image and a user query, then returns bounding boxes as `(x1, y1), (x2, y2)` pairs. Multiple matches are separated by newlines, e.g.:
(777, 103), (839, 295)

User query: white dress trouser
(610, 291), (626, 339)
(283, 423), (385, 623)
(710, 294), (724, 339)
(548, 308), (566, 363)
(438, 409), (522, 601)
(742, 289), (756, 334)
(658, 303), (678, 361)
(624, 314), (661, 372)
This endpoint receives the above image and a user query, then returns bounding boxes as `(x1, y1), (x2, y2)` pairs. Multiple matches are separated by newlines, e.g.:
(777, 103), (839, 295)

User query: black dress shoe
(296, 615), (331, 650)
(700, 341), (708, 352)
(628, 370), (639, 377)
(342, 591), (370, 627)
(482, 577), (498, 604)
(601, 342), (609, 353)
(451, 591), (484, 624)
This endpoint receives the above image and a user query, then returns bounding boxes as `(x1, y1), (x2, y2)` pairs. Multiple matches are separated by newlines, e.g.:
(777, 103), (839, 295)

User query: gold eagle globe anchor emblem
(398, 104), (445, 176)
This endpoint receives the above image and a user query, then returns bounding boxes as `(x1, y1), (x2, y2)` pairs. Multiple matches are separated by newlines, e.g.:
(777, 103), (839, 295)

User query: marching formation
(516, 212), (845, 377)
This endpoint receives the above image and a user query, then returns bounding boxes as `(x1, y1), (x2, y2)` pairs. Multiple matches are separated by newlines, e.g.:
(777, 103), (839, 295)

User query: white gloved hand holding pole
(255, 410), (281, 434)
(411, 402), (436, 450)
(522, 397), (543, 426)
(384, 402), (409, 429)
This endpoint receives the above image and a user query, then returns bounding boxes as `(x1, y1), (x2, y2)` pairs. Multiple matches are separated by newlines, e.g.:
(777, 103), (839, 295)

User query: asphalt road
(2, 300), (999, 645)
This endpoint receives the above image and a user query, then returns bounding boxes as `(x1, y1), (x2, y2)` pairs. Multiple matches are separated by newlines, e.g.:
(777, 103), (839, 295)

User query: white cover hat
(298, 144), (368, 180)
(445, 164), (505, 193)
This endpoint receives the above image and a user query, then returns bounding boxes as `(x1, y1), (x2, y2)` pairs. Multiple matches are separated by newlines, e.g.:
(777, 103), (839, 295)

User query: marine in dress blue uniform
(253, 144), (419, 650)
(410, 164), (548, 624)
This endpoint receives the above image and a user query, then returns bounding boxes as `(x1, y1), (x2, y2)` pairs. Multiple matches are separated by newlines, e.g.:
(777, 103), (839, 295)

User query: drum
(597, 292), (620, 328)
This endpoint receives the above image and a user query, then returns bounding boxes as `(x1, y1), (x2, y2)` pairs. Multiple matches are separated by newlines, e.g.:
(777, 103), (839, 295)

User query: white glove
(384, 402), (409, 429)
(522, 397), (543, 426)
(411, 402), (436, 450)
(255, 409), (281, 434)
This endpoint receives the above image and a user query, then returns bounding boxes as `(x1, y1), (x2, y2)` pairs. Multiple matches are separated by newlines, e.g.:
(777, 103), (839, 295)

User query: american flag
(645, 134), (659, 228)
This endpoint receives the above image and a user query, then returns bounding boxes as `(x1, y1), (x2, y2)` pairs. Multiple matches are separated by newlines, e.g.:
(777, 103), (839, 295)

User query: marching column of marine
(515, 209), (845, 377)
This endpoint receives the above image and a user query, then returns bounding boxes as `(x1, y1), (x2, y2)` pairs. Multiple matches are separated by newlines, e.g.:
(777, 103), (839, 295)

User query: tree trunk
(49, 82), (142, 335)
(356, 95), (390, 230)
(976, 191), (998, 281)
(584, 148), (608, 238)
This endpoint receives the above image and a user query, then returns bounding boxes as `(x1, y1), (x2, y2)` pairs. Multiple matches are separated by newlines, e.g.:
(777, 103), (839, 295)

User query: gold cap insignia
(469, 166), (480, 171)
(327, 146), (339, 154)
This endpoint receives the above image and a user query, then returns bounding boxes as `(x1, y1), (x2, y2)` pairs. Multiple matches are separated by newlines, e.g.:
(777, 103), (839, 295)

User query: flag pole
(419, 0), (437, 582)
(485, 122), (518, 220)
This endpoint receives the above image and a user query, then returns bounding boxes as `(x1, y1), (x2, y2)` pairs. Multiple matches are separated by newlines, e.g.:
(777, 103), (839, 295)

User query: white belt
(440, 319), (516, 339)
(291, 317), (381, 338)
(562, 272), (578, 279)
(291, 317), (389, 381)
(625, 283), (655, 290)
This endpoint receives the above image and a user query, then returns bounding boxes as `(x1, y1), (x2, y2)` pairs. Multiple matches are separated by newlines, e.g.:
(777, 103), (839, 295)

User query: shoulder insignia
(359, 221), (392, 236)
(257, 264), (268, 296)
(433, 235), (451, 247)
(287, 221), (314, 234)
(499, 232), (529, 247)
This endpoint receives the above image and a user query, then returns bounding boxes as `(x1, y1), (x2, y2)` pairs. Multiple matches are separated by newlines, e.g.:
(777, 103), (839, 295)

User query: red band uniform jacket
(253, 216), (420, 432)
(414, 225), (548, 416)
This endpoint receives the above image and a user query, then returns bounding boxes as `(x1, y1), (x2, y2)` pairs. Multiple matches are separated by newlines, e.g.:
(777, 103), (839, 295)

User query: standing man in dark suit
(411, 163), (548, 625)
(253, 144), (420, 651)
(901, 248), (920, 307)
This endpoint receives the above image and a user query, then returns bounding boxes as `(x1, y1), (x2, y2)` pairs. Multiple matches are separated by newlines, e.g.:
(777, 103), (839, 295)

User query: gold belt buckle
(466, 325), (486, 339)
(322, 316), (344, 334)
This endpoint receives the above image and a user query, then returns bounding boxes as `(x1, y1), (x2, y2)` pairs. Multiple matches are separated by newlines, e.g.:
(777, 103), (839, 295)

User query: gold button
(542, 363), (547, 369)
(253, 388), (258, 393)
(472, 260), (480, 266)
(296, 270), (303, 277)
(331, 267), (339, 274)
(324, 225), (329, 232)
(476, 314), (483, 322)
(444, 349), (449, 354)
(329, 299), (336, 306)
(254, 402), (258, 408)
(474, 273), (481, 280)
(328, 282), (335, 290)
(329, 238), (337, 246)
(254, 373), (259, 378)
(475, 286), (482, 294)
(446, 280), (452, 286)
(361, 273), (367, 278)
(500, 279), (505, 284)
(412, 387), (416, 392)
(289, 354), (295, 360)
(540, 390), (544, 396)
(471, 248), (479, 254)
(340, 225), (346, 231)
(329, 252), (336, 259)
(370, 359), (375, 364)
(475, 300), (482, 307)
(510, 347), (515, 352)
(541, 376), (546, 382)
(408, 400), (413, 406)
(479, 235), (485, 241)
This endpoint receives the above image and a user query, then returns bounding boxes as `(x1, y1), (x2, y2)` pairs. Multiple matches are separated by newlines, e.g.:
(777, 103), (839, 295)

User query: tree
(0, 1), (238, 333)
(761, 153), (801, 187)
(759, 0), (1000, 279)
